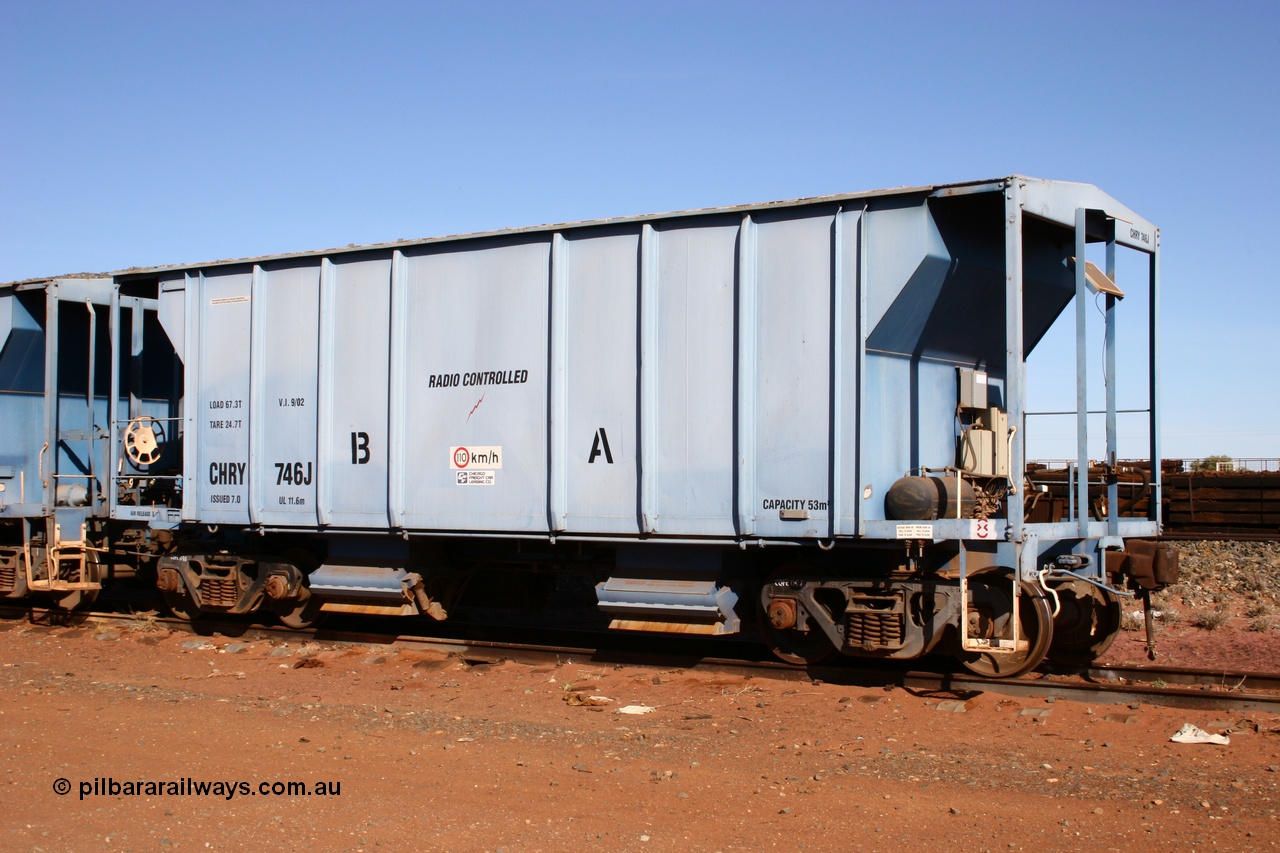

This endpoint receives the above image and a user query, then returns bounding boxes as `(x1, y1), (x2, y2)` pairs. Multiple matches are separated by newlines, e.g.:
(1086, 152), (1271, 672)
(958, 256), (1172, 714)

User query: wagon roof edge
(7, 176), (1155, 284)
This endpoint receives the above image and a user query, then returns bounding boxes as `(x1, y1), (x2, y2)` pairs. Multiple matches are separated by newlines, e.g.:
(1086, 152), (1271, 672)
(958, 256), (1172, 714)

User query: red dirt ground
(1100, 540), (1280, 672)
(1, 539), (1278, 852)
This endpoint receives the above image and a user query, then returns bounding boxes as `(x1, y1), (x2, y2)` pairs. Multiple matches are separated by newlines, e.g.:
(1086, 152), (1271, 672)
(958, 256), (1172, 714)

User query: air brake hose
(1037, 569), (1062, 618)
(1141, 588), (1157, 660)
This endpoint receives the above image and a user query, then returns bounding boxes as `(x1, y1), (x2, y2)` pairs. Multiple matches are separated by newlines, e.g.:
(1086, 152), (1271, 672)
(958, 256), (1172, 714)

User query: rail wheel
(273, 548), (326, 629)
(951, 569), (1053, 678)
(1047, 579), (1121, 666)
(760, 565), (837, 666)
(276, 589), (325, 629)
(161, 584), (199, 621)
(156, 561), (198, 620)
(52, 586), (99, 611)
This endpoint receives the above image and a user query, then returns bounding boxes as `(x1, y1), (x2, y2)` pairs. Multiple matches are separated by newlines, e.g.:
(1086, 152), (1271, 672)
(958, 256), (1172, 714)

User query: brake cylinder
(884, 475), (975, 520)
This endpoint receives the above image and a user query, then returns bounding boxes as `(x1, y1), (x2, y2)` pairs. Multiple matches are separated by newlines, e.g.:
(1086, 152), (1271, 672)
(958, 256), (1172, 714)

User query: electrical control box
(957, 368), (988, 410)
(960, 407), (1009, 477)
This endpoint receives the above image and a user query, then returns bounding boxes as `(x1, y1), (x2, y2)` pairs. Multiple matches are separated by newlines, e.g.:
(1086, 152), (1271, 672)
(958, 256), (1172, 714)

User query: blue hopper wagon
(0, 176), (1176, 675)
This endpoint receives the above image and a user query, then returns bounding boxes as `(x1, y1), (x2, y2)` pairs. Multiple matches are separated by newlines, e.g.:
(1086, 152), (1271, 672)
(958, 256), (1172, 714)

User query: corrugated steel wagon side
(89, 175), (1169, 674)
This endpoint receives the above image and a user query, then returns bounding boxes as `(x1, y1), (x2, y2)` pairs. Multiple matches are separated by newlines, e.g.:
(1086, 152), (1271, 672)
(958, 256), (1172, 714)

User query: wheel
(272, 549), (326, 629)
(759, 566), (837, 666)
(763, 615), (838, 665)
(51, 587), (98, 611)
(156, 563), (199, 620)
(951, 570), (1053, 678)
(275, 590), (326, 629)
(162, 585), (199, 621)
(1047, 579), (1121, 666)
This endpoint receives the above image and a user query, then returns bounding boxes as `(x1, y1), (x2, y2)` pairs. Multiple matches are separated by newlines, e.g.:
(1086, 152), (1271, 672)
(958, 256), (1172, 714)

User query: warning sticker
(450, 446), (502, 470)
(895, 524), (934, 539)
(455, 470), (495, 486)
(967, 519), (1002, 540)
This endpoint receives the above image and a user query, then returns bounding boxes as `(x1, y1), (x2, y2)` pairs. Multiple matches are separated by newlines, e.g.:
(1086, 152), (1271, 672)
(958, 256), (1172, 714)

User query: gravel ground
(1100, 540), (1280, 671)
(1, 539), (1278, 852)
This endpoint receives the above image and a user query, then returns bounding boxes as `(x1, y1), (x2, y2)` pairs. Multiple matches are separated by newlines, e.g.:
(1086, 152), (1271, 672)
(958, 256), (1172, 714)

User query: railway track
(1160, 531), (1279, 543)
(8, 601), (1280, 716)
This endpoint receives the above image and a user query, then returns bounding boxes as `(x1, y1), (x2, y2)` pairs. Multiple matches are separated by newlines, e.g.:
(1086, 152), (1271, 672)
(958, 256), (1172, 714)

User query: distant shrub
(1238, 569), (1274, 594)
(1245, 602), (1275, 619)
(1190, 608), (1231, 630)
(1191, 455), (1233, 472)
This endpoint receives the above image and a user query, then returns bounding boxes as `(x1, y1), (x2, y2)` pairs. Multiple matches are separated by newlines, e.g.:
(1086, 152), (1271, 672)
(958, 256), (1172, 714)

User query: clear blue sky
(2, 1), (1276, 461)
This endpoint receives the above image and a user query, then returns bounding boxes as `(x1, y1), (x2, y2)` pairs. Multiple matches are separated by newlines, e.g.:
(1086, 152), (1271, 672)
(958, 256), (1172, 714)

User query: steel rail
(895, 670), (1280, 714)
(1158, 531), (1280, 543)
(6, 604), (1279, 714)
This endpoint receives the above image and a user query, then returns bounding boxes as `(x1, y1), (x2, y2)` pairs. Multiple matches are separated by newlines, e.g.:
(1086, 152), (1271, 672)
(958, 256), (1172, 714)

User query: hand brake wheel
(123, 416), (166, 466)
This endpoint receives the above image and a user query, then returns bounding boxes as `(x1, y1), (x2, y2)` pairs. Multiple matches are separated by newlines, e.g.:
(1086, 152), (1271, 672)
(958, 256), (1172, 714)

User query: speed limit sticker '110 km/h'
(450, 446), (503, 470)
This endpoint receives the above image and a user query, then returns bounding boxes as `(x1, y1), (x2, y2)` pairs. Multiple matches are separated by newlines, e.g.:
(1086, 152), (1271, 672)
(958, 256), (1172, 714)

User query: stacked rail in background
(1028, 462), (1280, 537)
(1164, 470), (1280, 535)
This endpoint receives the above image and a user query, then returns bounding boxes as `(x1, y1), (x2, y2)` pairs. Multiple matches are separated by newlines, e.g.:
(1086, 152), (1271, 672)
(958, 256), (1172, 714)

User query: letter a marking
(588, 428), (614, 464)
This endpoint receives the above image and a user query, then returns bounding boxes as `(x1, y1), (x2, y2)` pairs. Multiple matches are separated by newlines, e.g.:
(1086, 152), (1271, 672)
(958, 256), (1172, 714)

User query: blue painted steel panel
(158, 282), (185, 361)
(319, 256), (392, 528)
(650, 220), (737, 536)
(750, 213), (833, 539)
(0, 293), (12, 353)
(52, 393), (113, 500)
(864, 203), (952, 358)
(177, 273), (200, 524)
(252, 264), (320, 526)
(387, 250), (409, 529)
(834, 208), (862, 536)
(398, 240), (551, 532)
(194, 270), (252, 525)
(0, 393), (43, 514)
(638, 224), (658, 535)
(860, 355), (961, 523)
(561, 231), (640, 534)
(0, 291), (43, 394)
(1019, 178), (1157, 252)
(734, 215), (757, 538)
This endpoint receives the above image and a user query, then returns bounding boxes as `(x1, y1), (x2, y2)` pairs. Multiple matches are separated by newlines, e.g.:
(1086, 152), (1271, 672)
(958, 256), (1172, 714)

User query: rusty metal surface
(263, 575), (289, 600)
(606, 619), (727, 636)
(900, 670), (1280, 713)
(1084, 663), (1280, 693)
(1164, 470), (1280, 532)
(1027, 464), (1280, 538)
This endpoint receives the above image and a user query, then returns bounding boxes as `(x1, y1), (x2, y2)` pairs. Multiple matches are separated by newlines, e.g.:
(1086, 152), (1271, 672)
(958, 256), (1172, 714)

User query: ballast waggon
(0, 176), (1177, 675)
